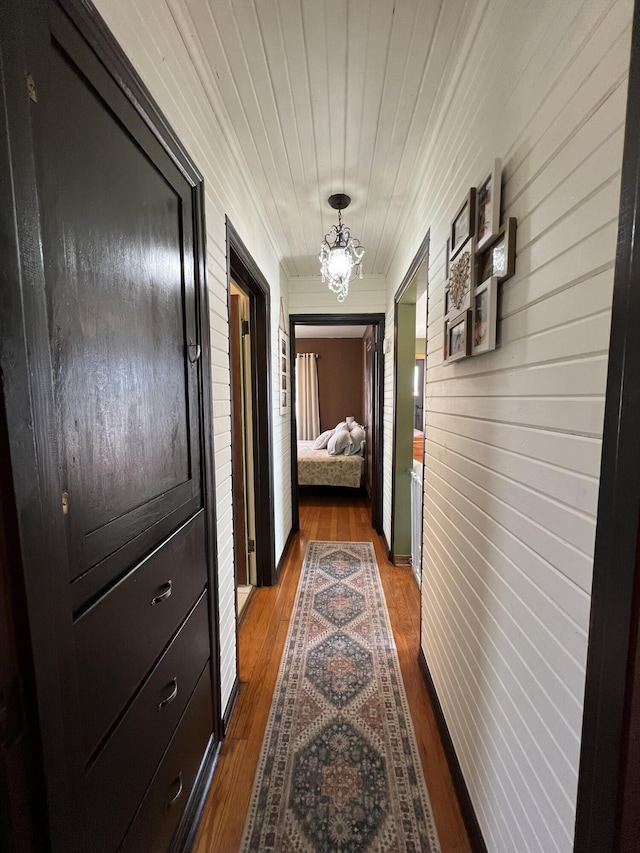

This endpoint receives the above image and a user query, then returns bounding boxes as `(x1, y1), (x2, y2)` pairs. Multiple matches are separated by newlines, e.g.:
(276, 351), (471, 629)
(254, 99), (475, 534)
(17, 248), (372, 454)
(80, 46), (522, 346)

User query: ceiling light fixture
(319, 193), (365, 303)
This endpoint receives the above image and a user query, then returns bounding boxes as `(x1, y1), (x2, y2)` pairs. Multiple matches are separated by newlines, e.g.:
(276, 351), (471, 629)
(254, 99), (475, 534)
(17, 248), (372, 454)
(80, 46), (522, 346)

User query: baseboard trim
(418, 647), (488, 853)
(172, 734), (221, 853)
(222, 677), (240, 736)
(393, 554), (411, 567)
(276, 526), (295, 576)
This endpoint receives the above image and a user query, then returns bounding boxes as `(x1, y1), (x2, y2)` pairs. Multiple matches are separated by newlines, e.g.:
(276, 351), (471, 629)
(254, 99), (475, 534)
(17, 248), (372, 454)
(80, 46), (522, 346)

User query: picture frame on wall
(472, 276), (498, 355)
(445, 310), (472, 363)
(450, 188), (476, 260)
(279, 328), (289, 413)
(476, 159), (502, 253)
(478, 217), (517, 283)
(445, 236), (450, 280)
(447, 242), (474, 315)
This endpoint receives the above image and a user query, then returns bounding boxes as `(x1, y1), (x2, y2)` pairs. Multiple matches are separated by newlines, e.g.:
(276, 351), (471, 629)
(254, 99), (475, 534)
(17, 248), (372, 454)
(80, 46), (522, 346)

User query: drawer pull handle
(151, 580), (172, 606)
(166, 772), (183, 809)
(158, 678), (178, 711)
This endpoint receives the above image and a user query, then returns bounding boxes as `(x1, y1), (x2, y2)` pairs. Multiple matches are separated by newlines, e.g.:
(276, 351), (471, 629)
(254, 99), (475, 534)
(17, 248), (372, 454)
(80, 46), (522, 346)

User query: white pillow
(334, 421), (347, 432)
(347, 424), (365, 452)
(346, 416), (355, 428)
(312, 429), (333, 450)
(327, 427), (353, 456)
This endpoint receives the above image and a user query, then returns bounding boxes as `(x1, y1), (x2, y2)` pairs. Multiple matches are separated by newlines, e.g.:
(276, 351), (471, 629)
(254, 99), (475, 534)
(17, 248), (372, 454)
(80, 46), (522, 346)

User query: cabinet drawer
(119, 666), (213, 853)
(77, 593), (210, 851)
(74, 511), (207, 758)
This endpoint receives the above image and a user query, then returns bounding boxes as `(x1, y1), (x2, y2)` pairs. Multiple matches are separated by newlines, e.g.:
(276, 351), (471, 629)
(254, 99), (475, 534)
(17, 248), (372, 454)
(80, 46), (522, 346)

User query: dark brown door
(35, 8), (202, 612)
(0, 2), (216, 850)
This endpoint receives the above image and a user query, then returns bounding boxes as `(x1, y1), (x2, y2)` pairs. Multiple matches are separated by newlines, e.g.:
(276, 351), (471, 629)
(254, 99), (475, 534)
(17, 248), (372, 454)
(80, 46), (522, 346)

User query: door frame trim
(289, 313), (385, 534)
(226, 219), (277, 587)
(574, 3), (640, 849)
(390, 231), (429, 564)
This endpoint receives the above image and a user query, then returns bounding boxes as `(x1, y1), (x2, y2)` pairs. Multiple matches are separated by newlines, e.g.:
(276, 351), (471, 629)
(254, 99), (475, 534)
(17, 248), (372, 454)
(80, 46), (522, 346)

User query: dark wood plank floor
(194, 492), (471, 852)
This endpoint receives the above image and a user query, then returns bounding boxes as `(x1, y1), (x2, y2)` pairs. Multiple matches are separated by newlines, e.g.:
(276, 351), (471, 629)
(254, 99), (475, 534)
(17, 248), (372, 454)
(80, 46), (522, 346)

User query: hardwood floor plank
(193, 492), (471, 852)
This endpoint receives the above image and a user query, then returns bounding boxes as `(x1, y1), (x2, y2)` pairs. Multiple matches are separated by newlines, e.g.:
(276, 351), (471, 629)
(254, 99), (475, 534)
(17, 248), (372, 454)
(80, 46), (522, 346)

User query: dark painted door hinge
(241, 320), (249, 337)
(247, 538), (255, 553)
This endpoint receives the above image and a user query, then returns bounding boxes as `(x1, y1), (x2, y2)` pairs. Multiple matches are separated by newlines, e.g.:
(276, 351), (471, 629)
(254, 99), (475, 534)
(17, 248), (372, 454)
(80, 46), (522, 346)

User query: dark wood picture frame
(476, 159), (502, 253)
(450, 188), (477, 260)
(447, 243), (474, 316)
(279, 327), (289, 413)
(446, 310), (472, 363)
(472, 276), (498, 355)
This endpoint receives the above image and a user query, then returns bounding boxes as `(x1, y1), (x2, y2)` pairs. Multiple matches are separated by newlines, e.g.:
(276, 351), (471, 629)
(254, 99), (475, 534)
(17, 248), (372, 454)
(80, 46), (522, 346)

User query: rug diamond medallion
(241, 542), (441, 852)
(314, 581), (365, 627)
(306, 631), (372, 708)
(318, 549), (360, 579)
(290, 718), (387, 853)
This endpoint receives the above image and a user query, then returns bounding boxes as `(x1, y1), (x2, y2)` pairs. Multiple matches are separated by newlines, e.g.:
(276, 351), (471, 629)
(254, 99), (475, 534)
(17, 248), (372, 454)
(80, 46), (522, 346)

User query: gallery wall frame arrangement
(443, 161), (517, 365)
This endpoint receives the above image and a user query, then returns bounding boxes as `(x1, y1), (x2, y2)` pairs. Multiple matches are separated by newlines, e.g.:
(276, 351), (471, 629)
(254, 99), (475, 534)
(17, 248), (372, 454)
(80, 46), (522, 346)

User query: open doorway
(391, 234), (429, 582)
(289, 313), (385, 534)
(226, 220), (276, 634)
(229, 280), (257, 618)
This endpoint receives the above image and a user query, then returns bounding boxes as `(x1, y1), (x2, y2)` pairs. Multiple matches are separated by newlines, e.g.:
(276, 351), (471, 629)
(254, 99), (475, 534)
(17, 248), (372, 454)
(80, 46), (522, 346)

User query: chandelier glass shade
(319, 195), (365, 303)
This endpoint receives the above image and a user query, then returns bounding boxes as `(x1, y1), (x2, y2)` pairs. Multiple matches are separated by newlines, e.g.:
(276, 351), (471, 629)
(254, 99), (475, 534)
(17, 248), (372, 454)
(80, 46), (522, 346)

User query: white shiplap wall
(94, 0), (292, 715)
(287, 274), (387, 315)
(383, 1), (632, 850)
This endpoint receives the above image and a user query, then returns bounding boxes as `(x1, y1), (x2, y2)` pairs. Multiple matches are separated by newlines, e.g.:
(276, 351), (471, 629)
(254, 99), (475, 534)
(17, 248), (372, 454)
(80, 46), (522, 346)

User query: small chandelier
(319, 193), (365, 303)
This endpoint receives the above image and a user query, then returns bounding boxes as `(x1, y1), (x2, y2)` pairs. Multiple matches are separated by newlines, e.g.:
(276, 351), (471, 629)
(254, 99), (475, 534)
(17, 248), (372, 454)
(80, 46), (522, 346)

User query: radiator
(408, 466), (423, 587)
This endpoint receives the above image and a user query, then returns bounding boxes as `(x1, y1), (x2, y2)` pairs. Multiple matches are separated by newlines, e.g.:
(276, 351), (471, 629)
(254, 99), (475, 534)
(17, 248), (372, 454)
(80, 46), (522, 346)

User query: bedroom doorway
(289, 313), (385, 534)
(391, 233), (429, 580)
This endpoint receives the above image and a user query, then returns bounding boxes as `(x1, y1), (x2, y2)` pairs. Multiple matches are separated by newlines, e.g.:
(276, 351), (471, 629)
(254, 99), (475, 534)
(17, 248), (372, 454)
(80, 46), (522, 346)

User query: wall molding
(276, 527), (295, 577)
(417, 647), (488, 853)
(222, 678), (240, 736)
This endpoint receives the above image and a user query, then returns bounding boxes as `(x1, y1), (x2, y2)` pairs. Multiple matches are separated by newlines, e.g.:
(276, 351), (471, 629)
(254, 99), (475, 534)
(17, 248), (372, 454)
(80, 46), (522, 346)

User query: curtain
(296, 353), (320, 440)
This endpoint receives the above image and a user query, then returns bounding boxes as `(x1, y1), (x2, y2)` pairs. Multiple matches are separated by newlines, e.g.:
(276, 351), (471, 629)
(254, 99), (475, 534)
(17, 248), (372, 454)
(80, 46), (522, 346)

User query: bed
(297, 440), (364, 488)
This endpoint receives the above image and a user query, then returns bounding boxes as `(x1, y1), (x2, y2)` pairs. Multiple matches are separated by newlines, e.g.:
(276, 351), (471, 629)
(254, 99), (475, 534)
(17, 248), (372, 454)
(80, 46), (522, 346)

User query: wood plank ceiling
(175, 0), (470, 278)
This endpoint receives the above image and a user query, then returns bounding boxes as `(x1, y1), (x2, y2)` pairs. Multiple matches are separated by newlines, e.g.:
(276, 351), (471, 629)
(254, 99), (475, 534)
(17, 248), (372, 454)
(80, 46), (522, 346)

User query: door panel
(37, 10), (201, 599)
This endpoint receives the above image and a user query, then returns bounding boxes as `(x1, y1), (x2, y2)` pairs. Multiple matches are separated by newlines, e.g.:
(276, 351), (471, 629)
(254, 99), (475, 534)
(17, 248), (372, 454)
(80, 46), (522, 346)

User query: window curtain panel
(296, 353), (320, 440)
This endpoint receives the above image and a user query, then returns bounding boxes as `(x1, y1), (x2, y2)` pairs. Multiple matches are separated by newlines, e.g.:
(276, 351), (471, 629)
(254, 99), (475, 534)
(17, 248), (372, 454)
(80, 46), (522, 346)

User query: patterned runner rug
(241, 541), (441, 852)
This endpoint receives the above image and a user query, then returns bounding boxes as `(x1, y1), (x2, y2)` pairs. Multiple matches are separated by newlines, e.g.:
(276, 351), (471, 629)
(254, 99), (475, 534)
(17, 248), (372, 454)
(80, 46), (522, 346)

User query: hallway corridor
(194, 493), (471, 852)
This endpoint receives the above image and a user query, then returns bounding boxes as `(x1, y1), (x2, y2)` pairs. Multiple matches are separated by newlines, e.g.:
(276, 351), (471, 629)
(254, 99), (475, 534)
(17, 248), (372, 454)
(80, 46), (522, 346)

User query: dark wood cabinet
(0, 1), (221, 850)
